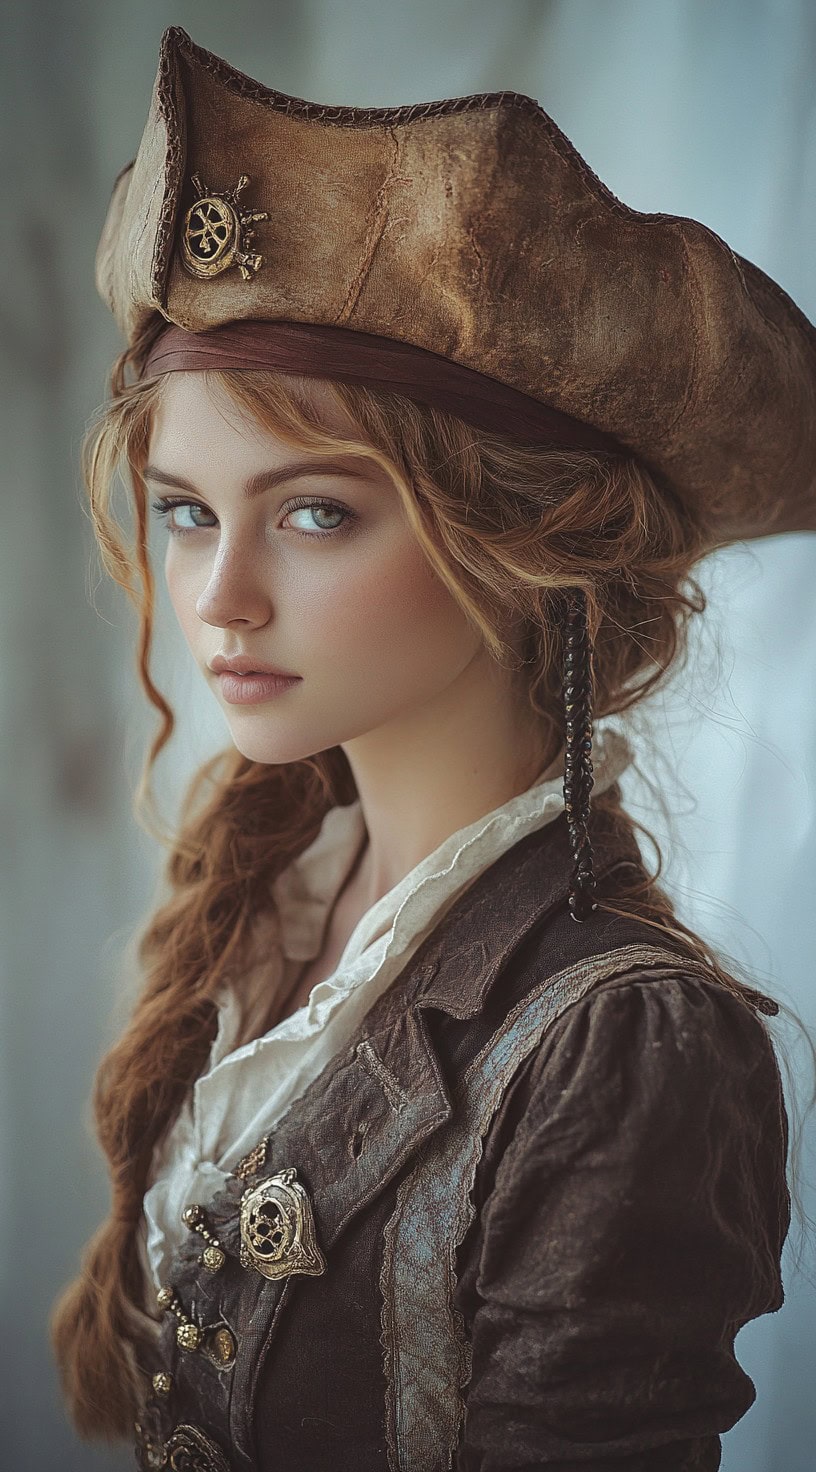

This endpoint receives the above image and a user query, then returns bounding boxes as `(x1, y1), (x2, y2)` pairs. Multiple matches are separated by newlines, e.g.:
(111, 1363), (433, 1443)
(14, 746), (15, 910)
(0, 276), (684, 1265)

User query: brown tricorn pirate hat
(95, 24), (816, 552)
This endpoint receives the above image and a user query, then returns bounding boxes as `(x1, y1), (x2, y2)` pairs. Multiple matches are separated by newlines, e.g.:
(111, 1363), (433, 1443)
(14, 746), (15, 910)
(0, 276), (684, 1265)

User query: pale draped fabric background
(2, 2), (814, 1468)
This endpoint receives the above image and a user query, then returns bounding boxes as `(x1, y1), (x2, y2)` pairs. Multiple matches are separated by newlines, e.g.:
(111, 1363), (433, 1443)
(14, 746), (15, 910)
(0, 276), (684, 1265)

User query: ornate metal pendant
(135, 1418), (230, 1472)
(239, 1166), (326, 1281)
(164, 1423), (231, 1472)
(180, 172), (270, 281)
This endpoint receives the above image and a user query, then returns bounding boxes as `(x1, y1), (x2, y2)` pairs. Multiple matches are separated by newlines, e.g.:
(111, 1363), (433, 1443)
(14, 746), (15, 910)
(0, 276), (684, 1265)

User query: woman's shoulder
(468, 887), (790, 1190)
(484, 952), (791, 1238)
(468, 953), (792, 1315)
(529, 961), (785, 1119)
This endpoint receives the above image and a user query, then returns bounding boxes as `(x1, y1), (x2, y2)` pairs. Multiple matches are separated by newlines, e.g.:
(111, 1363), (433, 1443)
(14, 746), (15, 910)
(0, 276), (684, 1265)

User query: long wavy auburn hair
(51, 311), (814, 1440)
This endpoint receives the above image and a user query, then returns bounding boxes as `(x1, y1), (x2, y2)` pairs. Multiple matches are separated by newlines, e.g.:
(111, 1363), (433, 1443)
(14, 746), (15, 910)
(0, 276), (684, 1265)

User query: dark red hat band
(141, 318), (625, 457)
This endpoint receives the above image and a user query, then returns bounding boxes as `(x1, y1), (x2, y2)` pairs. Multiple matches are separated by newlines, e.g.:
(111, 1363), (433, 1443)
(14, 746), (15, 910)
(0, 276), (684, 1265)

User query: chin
(223, 722), (324, 768)
(228, 737), (304, 766)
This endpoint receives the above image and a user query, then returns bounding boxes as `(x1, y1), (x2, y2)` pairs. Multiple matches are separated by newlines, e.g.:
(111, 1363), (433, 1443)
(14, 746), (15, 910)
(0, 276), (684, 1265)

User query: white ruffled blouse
(133, 725), (633, 1325)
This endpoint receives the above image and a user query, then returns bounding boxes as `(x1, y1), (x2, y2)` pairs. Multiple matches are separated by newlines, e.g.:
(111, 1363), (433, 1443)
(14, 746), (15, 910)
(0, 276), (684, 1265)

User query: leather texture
(130, 797), (789, 1471)
(95, 25), (816, 550)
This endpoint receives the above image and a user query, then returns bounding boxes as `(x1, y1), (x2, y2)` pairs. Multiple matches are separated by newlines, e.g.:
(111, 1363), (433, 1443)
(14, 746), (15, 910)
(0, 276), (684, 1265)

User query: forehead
(147, 371), (359, 458)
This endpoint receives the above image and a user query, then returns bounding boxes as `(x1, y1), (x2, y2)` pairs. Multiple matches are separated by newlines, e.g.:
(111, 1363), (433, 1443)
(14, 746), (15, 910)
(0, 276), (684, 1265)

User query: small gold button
(152, 1371), (172, 1395)
(176, 1321), (203, 1352)
(203, 1326), (236, 1368)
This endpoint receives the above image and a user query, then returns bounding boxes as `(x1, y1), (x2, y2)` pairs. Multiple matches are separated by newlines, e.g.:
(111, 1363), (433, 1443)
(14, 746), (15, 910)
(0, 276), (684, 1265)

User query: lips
(210, 654), (300, 678)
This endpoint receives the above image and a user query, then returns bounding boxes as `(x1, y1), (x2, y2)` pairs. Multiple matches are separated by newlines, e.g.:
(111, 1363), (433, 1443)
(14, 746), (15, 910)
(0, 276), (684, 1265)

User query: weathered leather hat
(95, 24), (816, 552)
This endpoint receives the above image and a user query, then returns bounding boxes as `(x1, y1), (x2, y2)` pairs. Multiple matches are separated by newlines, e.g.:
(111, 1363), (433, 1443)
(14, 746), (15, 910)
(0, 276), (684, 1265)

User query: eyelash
(149, 494), (357, 541)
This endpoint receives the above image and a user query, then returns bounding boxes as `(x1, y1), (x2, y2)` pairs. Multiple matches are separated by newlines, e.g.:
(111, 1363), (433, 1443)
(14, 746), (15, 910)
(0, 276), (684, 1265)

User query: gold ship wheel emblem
(180, 172), (270, 282)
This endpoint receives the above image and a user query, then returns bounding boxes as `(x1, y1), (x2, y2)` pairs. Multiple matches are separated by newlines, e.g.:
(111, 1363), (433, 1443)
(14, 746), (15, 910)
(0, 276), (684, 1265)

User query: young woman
(52, 25), (814, 1472)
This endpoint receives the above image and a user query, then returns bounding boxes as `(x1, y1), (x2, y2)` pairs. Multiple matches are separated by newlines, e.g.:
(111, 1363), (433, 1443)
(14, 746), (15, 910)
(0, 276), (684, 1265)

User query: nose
(195, 544), (273, 628)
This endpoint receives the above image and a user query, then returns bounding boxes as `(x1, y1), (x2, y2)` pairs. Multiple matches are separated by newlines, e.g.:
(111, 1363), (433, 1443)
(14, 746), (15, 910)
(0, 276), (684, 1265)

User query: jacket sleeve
(455, 972), (790, 1472)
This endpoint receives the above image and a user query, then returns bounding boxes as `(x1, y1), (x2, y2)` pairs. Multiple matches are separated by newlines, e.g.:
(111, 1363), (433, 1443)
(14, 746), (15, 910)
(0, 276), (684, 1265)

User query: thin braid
(562, 588), (598, 921)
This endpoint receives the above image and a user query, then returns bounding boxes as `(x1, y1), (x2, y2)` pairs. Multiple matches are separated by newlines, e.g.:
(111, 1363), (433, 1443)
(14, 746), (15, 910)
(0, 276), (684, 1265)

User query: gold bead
(156, 1285), (175, 1310)
(182, 1203), (203, 1228)
(152, 1371), (172, 1395)
(176, 1321), (202, 1352)
(201, 1244), (226, 1272)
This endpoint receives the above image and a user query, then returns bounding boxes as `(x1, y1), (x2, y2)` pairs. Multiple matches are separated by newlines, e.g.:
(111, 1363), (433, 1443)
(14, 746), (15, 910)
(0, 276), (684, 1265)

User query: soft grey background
(2, 1), (815, 1468)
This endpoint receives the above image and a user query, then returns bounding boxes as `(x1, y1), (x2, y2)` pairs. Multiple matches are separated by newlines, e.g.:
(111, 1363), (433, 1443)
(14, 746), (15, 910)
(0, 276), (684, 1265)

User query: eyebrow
(142, 458), (372, 500)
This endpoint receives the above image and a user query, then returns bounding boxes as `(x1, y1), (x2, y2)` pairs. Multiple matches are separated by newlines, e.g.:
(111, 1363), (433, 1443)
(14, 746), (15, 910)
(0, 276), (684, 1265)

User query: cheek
(164, 555), (201, 645)
(303, 538), (477, 685)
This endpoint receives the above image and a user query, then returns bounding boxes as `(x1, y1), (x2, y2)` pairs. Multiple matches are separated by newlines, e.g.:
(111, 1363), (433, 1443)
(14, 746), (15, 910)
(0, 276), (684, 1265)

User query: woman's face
(145, 372), (490, 767)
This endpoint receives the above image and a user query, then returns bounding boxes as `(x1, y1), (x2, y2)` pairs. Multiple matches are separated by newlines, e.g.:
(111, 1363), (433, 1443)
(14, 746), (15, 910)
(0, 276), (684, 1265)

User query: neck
(339, 645), (561, 911)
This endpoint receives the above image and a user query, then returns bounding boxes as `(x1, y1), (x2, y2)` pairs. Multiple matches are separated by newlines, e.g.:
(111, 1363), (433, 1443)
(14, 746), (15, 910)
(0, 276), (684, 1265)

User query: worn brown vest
(130, 792), (780, 1471)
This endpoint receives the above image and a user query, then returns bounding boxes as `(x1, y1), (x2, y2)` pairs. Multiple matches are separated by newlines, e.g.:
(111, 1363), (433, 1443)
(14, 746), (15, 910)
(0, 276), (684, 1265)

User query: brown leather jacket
(132, 793), (789, 1472)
